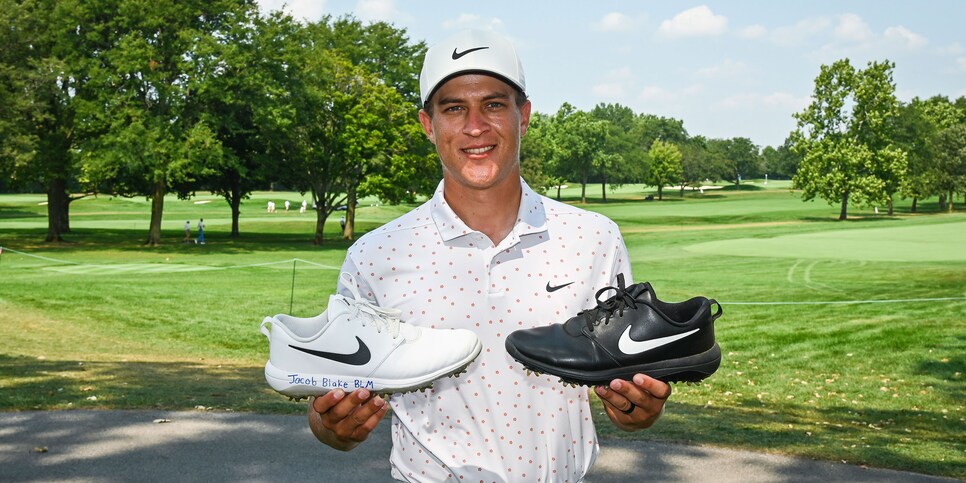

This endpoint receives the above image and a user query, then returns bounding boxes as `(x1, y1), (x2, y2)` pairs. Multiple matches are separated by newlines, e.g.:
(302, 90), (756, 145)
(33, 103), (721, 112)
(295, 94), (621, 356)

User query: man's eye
(443, 105), (464, 113)
(486, 102), (506, 109)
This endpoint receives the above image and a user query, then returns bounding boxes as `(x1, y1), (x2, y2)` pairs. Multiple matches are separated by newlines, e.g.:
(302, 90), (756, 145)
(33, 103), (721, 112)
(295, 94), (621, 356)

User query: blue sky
(257, 1), (965, 149)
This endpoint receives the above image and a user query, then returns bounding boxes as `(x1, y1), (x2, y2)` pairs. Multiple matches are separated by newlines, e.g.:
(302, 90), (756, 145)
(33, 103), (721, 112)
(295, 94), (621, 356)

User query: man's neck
(443, 177), (522, 246)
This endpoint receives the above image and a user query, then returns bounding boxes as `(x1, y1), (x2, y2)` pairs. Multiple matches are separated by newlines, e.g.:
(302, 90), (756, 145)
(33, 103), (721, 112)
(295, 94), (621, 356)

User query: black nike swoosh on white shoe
(546, 281), (574, 292)
(451, 46), (489, 60)
(290, 336), (371, 366)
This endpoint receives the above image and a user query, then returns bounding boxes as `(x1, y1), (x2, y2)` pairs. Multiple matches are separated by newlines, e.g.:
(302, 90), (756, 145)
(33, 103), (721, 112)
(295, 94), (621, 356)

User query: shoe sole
(507, 343), (721, 387)
(265, 339), (483, 399)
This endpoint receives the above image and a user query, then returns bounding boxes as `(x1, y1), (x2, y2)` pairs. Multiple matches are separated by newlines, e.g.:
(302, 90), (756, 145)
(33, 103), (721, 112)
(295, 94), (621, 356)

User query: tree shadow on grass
(594, 397), (964, 478)
(0, 354), (302, 414)
(0, 208), (45, 220)
(915, 337), (965, 402)
(719, 184), (766, 192)
(0, 228), (357, 255)
(2, 354), (963, 478)
(799, 215), (903, 223)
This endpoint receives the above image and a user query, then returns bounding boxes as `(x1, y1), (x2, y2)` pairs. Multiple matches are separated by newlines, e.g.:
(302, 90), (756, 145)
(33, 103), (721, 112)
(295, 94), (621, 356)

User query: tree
(266, 18), (427, 245)
(895, 98), (940, 212)
(933, 124), (966, 212)
(852, 61), (907, 215)
(0, 0), (100, 242)
(339, 73), (424, 241)
(77, 0), (246, 246)
(316, 17), (425, 106)
(719, 137), (761, 188)
(190, 3), (278, 238)
(636, 113), (688, 147)
(646, 139), (682, 200)
(591, 103), (647, 191)
(265, 16), (433, 242)
(678, 136), (720, 194)
(519, 111), (556, 194)
(896, 96), (965, 212)
(761, 138), (801, 180)
(548, 103), (607, 203)
(790, 59), (907, 220)
(0, 0), (39, 191)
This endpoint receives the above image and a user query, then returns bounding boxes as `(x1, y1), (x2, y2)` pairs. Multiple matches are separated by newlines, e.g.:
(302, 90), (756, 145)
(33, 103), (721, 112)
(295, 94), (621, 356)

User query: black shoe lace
(578, 273), (638, 332)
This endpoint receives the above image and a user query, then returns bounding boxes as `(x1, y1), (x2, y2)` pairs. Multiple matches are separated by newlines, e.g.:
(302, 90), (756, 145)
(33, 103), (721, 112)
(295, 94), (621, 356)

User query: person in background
(196, 218), (205, 245)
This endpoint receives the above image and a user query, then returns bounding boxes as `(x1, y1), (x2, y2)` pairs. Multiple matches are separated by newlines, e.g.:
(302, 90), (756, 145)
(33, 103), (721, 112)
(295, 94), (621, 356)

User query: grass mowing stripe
(724, 297), (966, 305)
(685, 220), (966, 262)
(2, 246), (342, 272)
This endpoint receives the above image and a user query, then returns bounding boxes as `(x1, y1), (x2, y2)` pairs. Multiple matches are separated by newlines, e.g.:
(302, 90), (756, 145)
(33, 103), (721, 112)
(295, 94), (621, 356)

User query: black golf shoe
(505, 274), (721, 386)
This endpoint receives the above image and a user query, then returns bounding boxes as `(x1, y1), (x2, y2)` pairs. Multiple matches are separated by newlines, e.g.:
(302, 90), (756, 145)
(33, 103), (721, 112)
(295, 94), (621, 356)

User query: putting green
(684, 220), (966, 262)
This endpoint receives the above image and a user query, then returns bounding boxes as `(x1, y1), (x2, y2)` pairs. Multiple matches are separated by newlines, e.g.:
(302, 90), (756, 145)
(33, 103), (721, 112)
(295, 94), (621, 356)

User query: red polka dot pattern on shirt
(341, 180), (631, 482)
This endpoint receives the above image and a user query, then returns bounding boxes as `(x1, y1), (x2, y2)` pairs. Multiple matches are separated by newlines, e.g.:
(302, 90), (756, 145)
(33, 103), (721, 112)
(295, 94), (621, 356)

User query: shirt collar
(430, 178), (547, 243)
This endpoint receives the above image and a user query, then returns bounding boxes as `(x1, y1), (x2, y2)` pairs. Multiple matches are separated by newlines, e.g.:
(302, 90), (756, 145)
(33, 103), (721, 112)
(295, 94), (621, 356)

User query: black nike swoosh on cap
(452, 46), (489, 60)
(546, 281), (574, 292)
(289, 336), (371, 366)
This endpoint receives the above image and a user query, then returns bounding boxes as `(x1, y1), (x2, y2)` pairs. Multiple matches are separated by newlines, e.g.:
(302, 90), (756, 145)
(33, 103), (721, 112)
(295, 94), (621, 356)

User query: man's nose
(462, 108), (490, 136)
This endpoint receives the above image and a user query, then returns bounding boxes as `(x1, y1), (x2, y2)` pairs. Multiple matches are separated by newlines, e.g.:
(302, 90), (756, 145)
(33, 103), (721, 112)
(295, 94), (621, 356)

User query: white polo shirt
(339, 179), (632, 483)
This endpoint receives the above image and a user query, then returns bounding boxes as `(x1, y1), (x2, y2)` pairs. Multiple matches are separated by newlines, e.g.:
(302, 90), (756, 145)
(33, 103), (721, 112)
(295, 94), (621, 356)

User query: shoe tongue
(326, 293), (353, 321)
(628, 282), (655, 304)
(561, 281), (655, 335)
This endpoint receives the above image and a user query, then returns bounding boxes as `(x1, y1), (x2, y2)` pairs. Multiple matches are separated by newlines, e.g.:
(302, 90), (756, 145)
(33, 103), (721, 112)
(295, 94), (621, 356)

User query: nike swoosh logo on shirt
(618, 327), (700, 355)
(289, 336), (371, 366)
(451, 46), (489, 60)
(546, 281), (574, 292)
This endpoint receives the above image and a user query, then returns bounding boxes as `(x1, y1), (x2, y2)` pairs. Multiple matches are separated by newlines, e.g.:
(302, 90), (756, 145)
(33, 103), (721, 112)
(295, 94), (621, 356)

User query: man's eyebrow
(437, 91), (512, 106)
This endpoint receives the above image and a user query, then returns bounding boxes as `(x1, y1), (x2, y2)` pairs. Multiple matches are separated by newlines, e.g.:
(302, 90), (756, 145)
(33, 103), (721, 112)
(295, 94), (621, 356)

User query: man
(196, 218), (205, 245)
(308, 30), (670, 481)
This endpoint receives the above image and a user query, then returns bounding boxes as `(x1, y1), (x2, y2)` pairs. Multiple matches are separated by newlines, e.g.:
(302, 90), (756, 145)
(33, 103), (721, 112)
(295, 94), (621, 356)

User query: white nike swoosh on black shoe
(505, 274), (722, 386)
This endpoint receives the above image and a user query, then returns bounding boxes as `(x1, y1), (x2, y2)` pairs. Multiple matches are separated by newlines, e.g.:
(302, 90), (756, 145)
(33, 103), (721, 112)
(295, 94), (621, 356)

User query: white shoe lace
(341, 272), (402, 339)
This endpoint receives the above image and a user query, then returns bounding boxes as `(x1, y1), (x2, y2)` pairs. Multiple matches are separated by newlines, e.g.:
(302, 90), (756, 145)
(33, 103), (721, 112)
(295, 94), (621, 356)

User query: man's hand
(594, 374), (670, 431)
(307, 388), (389, 451)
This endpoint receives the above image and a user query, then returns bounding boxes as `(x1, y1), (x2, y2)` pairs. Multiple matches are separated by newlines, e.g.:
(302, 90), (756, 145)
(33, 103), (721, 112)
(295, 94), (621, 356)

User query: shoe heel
(661, 343), (721, 383)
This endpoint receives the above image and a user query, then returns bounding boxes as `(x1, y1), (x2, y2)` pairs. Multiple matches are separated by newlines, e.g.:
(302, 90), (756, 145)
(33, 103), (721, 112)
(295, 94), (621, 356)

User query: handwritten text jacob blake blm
(287, 373), (375, 390)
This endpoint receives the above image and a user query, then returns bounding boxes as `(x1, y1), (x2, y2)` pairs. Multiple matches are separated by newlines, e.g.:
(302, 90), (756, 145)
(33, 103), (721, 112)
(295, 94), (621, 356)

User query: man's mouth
(463, 145), (495, 155)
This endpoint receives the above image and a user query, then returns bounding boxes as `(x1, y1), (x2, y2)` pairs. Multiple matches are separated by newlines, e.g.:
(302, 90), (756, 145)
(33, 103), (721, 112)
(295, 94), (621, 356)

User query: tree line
(2, 0), (963, 245)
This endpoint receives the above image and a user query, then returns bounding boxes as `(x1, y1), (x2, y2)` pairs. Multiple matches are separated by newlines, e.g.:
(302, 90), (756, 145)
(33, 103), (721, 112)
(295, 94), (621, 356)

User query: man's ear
(520, 100), (532, 137)
(418, 109), (436, 144)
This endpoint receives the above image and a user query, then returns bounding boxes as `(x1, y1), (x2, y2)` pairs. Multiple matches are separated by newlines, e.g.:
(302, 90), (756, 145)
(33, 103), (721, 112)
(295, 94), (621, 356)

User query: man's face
(419, 74), (531, 192)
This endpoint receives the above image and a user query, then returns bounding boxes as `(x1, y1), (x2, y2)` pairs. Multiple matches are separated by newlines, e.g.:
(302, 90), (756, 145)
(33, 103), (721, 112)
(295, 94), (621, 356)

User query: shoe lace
(578, 273), (638, 332)
(342, 272), (402, 339)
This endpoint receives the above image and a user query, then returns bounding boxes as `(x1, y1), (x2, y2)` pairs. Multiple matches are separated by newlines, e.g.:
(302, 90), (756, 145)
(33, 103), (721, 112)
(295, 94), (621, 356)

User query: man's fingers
(312, 389), (379, 428)
(311, 389), (348, 414)
(632, 374), (671, 400)
(306, 389), (388, 450)
(336, 395), (388, 441)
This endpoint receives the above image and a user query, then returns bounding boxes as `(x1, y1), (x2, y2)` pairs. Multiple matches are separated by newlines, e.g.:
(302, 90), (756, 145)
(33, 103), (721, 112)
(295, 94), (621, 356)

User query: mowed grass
(0, 181), (964, 478)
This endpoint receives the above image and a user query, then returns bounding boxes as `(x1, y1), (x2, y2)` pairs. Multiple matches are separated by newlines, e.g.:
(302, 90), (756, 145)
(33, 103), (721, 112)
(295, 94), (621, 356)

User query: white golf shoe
(261, 274), (482, 398)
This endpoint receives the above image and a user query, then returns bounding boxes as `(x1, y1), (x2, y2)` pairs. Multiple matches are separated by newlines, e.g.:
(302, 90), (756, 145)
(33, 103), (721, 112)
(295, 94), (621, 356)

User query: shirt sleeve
(610, 224), (634, 286)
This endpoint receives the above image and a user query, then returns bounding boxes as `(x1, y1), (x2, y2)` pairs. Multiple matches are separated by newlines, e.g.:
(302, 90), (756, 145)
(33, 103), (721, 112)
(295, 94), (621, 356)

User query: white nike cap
(419, 29), (526, 106)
